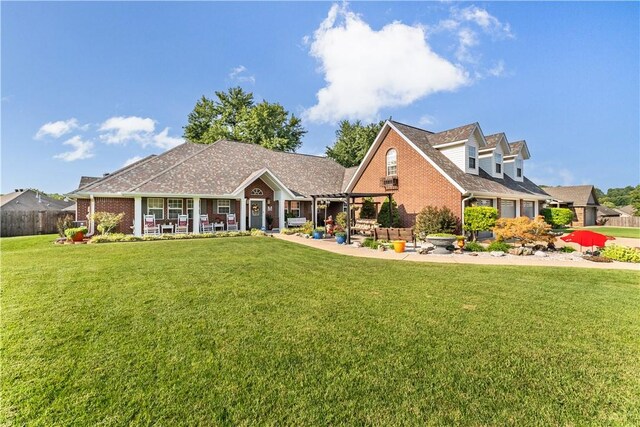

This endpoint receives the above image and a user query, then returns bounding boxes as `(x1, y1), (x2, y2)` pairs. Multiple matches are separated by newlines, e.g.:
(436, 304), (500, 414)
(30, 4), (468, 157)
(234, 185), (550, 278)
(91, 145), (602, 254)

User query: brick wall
(352, 128), (463, 227)
(76, 199), (90, 222)
(94, 197), (135, 234)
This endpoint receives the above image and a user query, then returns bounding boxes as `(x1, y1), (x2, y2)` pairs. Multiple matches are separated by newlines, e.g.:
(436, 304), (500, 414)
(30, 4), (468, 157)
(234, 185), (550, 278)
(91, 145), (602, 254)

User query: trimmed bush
(487, 241), (512, 253)
(90, 231), (251, 244)
(377, 199), (400, 227)
(601, 245), (640, 263)
(414, 206), (459, 240)
(464, 241), (486, 252)
(493, 216), (555, 247)
(463, 206), (498, 241)
(64, 226), (88, 240)
(540, 208), (574, 227)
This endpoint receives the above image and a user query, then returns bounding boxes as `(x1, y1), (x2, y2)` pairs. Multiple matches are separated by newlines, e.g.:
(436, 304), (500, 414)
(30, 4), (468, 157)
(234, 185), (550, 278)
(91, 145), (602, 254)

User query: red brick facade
(352, 128), (463, 227)
(76, 199), (91, 222)
(94, 197), (135, 234)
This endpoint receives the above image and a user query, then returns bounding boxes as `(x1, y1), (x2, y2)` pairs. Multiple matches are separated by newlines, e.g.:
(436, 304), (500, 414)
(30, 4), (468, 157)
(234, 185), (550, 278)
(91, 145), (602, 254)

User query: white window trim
(167, 198), (183, 220)
(516, 159), (523, 178)
(187, 199), (194, 219)
(495, 153), (503, 175)
(289, 201), (301, 217)
(250, 188), (264, 196)
(147, 197), (164, 220)
(217, 199), (231, 214)
(468, 146), (477, 170)
(386, 149), (397, 176)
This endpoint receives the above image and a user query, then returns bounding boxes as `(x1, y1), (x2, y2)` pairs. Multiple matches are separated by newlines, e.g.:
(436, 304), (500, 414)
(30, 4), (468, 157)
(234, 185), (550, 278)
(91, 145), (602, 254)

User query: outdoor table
(160, 224), (174, 234)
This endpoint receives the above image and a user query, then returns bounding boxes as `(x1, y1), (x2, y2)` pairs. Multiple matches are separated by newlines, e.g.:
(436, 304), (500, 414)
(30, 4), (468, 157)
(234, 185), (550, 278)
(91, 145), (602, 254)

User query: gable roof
(542, 185), (598, 206)
(1, 189), (73, 212)
(72, 141), (350, 198)
(347, 120), (548, 199)
(597, 205), (621, 217)
(482, 133), (511, 155)
(426, 123), (476, 146)
(508, 140), (530, 159)
(78, 176), (101, 189)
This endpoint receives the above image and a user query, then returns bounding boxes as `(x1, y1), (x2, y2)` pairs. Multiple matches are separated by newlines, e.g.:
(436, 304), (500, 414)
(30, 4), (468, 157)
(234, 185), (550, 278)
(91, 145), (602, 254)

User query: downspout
(461, 193), (474, 235)
(89, 194), (96, 235)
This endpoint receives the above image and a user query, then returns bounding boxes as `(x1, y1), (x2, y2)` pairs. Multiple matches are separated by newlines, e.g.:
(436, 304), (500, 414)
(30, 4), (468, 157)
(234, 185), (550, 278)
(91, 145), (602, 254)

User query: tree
(493, 216), (555, 247)
(414, 206), (459, 240)
(91, 212), (125, 235)
(463, 206), (498, 241)
(183, 87), (305, 152)
(326, 120), (385, 167)
(359, 197), (377, 219)
(377, 199), (400, 227)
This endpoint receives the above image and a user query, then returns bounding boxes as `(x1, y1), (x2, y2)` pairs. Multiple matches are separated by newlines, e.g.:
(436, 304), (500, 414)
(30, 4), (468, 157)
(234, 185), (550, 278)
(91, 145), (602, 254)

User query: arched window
(250, 188), (264, 196)
(386, 149), (397, 176)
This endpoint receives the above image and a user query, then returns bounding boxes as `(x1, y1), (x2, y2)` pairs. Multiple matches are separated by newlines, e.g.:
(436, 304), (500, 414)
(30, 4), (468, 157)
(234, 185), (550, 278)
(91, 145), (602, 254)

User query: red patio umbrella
(560, 230), (615, 251)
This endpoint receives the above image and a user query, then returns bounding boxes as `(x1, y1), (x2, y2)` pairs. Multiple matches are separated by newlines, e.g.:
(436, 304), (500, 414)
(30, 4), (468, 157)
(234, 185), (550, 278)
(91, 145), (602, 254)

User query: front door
(250, 200), (264, 229)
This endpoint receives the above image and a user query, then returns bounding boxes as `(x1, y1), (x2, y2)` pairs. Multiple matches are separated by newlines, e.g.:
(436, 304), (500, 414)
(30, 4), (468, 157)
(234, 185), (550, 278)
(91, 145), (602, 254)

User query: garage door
(501, 200), (516, 218)
(584, 207), (596, 226)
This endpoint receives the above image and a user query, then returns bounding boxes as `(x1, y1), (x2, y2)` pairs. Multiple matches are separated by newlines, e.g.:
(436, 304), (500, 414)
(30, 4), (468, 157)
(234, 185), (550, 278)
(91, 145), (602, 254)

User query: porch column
(278, 193), (286, 230)
(133, 196), (142, 236)
(515, 199), (521, 217)
(240, 198), (247, 231)
(192, 197), (200, 233)
(89, 195), (95, 234)
(346, 195), (351, 245)
(534, 200), (539, 217)
(312, 196), (317, 229)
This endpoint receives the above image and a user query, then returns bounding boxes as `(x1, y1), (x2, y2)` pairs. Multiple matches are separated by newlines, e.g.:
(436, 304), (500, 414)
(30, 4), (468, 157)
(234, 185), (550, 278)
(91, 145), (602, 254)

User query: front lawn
(580, 226), (640, 239)
(2, 235), (639, 425)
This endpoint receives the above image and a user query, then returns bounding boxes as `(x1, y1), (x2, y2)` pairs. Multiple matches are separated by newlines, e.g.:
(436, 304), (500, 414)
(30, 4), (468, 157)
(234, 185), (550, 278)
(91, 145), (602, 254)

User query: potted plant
(335, 231), (347, 244)
(392, 240), (406, 253)
(312, 227), (324, 239)
(456, 235), (466, 249)
(265, 214), (274, 231)
(427, 233), (457, 254)
(64, 226), (88, 242)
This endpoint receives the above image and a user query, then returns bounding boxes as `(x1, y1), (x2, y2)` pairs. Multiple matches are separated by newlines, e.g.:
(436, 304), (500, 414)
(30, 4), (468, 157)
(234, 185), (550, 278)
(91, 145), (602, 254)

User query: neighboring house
(1, 189), (73, 212)
(616, 205), (637, 217)
(542, 185), (600, 227)
(69, 120), (550, 236)
(597, 205), (622, 221)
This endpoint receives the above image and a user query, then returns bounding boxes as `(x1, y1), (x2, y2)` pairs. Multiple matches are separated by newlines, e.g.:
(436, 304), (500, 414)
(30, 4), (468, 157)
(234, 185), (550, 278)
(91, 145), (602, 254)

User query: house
(541, 185), (600, 227)
(1, 189), (73, 212)
(597, 205), (622, 222)
(616, 205), (637, 217)
(1, 189), (75, 237)
(69, 120), (550, 236)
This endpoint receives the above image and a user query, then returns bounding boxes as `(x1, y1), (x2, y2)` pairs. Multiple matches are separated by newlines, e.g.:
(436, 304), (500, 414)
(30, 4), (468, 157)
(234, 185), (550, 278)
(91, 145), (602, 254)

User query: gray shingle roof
(425, 123), (476, 146)
(78, 176), (101, 189)
(1, 189), (74, 212)
(597, 205), (621, 217)
(389, 121), (548, 198)
(74, 141), (350, 198)
(541, 185), (597, 206)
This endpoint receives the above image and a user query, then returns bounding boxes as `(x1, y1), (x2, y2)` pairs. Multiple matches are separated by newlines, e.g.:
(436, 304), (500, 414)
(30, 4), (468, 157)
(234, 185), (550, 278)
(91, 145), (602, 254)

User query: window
(495, 153), (502, 174)
(386, 149), (397, 176)
(343, 202), (348, 212)
(167, 198), (183, 220)
(217, 199), (231, 214)
(516, 159), (523, 178)
(187, 199), (194, 219)
(290, 201), (301, 217)
(250, 188), (264, 196)
(522, 201), (535, 218)
(468, 146), (477, 169)
(147, 198), (164, 220)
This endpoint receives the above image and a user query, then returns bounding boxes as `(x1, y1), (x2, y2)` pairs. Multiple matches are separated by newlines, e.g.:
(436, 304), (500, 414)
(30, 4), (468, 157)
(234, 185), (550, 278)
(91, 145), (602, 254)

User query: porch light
(266, 197), (271, 205)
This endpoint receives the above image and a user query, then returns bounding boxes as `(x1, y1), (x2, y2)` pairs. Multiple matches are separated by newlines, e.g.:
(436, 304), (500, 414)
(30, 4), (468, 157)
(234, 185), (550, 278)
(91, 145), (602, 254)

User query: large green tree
(183, 87), (305, 152)
(326, 120), (385, 168)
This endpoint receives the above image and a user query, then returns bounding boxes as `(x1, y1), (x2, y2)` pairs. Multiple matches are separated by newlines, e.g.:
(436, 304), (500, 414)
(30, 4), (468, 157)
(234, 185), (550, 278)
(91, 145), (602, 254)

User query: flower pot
(335, 235), (346, 244)
(427, 236), (456, 254)
(457, 238), (465, 249)
(313, 231), (323, 239)
(392, 240), (406, 253)
(72, 232), (84, 242)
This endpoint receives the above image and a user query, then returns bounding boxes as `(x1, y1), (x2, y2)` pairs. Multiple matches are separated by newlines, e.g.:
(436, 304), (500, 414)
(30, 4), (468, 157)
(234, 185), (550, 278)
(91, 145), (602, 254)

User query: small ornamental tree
(359, 197), (377, 219)
(91, 212), (125, 235)
(56, 214), (75, 238)
(414, 206), (459, 240)
(540, 208), (574, 228)
(377, 199), (401, 228)
(463, 206), (498, 241)
(335, 211), (347, 229)
(492, 216), (556, 247)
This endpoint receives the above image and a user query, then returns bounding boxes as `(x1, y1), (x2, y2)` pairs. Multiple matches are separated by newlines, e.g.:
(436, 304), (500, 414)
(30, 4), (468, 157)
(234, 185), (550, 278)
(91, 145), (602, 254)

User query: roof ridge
(390, 120), (435, 134)
(218, 139), (346, 167)
(78, 153), (160, 192)
(432, 121), (478, 135)
(126, 143), (215, 192)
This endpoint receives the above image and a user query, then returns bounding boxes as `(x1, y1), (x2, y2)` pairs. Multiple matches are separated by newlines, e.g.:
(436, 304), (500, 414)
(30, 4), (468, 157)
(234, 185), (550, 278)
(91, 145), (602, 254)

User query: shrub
(90, 211), (125, 235)
(493, 216), (556, 247)
(334, 231), (346, 238)
(56, 214), (75, 237)
(463, 206), (498, 241)
(540, 208), (574, 227)
(64, 226), (88, 240)
(335, 211), (347, 229)
(90, 231), (251, 243)
(464, 241), (486, 252)
(427, 233), (457, 238)
(362, 237), (381, 249)
(359, 197), (377, 219)
(300, 221), (314, 235)
(279, 228), (298, 235)
(377, 199), (401, 228)
(558, 246), (576, 253)
(487, 241), (512, 252)
(601, 245), (640, 263)
(414, 206), (459, 240)
(251, 229), (268, 237)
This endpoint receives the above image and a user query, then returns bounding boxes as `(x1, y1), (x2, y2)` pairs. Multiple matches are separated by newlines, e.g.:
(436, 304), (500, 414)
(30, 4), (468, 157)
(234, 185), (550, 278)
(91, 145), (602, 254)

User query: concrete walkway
(274, 234), (640, 271)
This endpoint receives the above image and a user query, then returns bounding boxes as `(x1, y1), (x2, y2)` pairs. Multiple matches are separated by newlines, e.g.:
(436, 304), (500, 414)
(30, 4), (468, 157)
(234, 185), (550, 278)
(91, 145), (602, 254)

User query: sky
(2, 1), (639, 195)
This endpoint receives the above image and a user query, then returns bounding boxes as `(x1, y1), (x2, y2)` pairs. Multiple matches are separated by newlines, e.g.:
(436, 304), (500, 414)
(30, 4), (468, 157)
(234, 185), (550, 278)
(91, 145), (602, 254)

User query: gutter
(461, 193), (475, 231)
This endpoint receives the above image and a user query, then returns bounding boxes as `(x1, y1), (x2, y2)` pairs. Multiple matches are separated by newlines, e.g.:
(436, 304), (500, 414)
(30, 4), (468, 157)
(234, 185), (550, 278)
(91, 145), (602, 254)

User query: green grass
(580, 226), (640, 239)
(2, 235), (639, 425)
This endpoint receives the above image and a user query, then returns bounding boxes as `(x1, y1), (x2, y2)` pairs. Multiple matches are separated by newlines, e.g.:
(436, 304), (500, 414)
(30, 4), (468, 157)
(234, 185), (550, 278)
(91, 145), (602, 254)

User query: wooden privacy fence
(606, 216), (640, 228)
(1, 210), (70, 237)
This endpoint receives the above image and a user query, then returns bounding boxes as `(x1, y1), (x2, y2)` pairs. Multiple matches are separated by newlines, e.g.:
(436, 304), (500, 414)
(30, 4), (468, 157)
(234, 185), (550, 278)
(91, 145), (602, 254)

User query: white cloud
(456, 28), (479, 62)
(454, 6), (513, 38)
(123, 155), (144, 167)
(418, 114), (437, 127)
(487, 60), (506, 77)
(98, 116), (156, 145)
(304, 4), (469, 123)
(229, 65), (256, 84)
(153, 127), (184, 149)
(53, 136), (94, 162)
(35, 118), (81, 139)
(527, 161), (582, 187)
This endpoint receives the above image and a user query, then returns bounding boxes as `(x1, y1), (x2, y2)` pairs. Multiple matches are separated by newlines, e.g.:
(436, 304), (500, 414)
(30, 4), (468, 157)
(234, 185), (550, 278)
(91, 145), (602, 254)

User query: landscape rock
(534, 250), (548, 257)
(490, 251), (506, 257)
(522, 248), (534, 256)
(377, 245), (386, 252)
(468, 252), (479, 256)
(509, 247), (525, 256)
(351, 241), (362, 248)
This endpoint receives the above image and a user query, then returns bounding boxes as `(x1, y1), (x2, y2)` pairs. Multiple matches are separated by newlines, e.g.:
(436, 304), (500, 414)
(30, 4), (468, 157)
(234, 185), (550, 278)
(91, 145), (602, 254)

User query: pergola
(310, 192), (394, 244)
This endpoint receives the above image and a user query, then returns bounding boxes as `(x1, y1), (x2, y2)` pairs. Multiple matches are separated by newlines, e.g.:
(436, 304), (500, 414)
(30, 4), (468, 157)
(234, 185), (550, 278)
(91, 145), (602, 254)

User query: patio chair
(175, 214), (189, 234)
(227, 213), (238, 231)
(200, 214), (214, 233)
(144, 215), (160, 235)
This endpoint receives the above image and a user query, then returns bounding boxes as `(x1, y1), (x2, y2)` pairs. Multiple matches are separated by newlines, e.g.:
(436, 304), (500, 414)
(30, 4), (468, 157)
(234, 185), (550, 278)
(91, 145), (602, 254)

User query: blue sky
(2, 1), (638, 194)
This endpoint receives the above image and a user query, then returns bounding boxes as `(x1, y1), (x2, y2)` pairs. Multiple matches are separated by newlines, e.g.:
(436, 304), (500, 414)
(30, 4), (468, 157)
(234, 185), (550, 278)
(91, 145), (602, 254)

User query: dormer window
(468, 146), (477, 169)
(495, 153), (502, 174)
(386, 149), (397, 176)
(516, 159), (523, 178)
